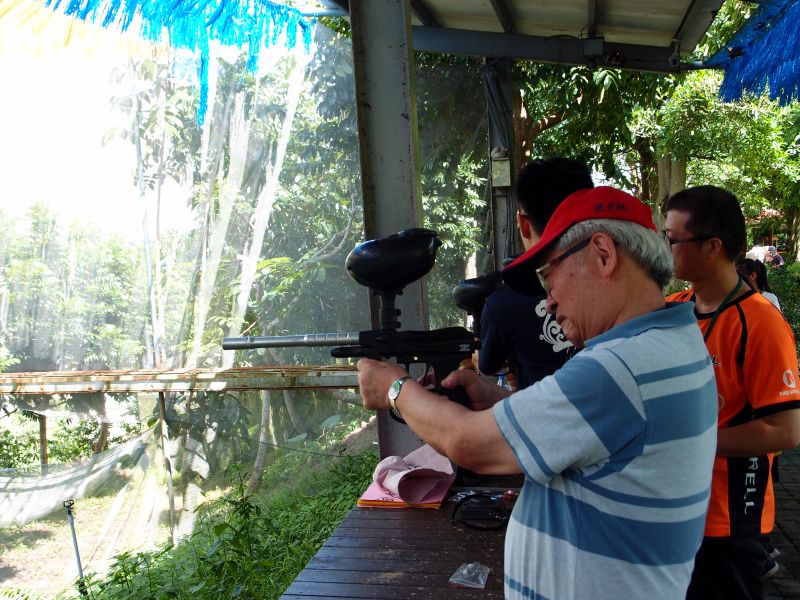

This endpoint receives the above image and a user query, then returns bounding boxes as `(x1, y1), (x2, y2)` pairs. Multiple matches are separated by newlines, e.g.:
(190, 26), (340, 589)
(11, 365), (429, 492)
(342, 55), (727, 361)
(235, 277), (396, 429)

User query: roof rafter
(413, 26), (693, 73)
(673, 0), (723, 52)
(411, 0), (441, 27)
(489, 0), (515, 34)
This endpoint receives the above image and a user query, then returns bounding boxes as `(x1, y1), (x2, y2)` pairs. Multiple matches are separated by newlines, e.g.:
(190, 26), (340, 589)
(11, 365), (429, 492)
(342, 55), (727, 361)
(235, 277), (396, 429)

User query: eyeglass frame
(535, 237), (592, 295)
(663, 233), (713, 246)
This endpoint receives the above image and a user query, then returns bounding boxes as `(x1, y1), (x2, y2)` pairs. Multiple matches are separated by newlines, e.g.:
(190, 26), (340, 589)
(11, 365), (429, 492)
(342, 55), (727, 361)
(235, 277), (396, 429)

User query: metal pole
(64, 500), (88, 597)
(350, 0), (427, 459)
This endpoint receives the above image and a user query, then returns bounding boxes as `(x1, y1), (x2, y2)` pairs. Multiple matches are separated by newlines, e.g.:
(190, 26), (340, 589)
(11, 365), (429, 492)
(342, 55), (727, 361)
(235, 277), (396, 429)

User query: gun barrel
(222, 332), (361, 350)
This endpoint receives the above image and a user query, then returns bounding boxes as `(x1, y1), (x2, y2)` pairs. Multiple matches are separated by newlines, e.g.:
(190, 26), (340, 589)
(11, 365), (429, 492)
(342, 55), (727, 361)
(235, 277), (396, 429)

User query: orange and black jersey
(666, 289), (800, 536)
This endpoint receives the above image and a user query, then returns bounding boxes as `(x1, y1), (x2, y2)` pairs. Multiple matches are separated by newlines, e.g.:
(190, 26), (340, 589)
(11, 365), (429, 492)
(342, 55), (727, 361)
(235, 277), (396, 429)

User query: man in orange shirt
(665, 185), (800, 600)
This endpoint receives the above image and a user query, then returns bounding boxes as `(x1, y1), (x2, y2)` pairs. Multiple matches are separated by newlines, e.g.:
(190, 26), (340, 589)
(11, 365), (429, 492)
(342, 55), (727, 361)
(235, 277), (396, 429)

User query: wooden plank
(292, 567), (501, 589)
(305, 555), (468, 573)
(313, 545), (502, 563)
(0, 366), (357, 395)
(283, 581), (499, 599)
(327, 525), (498, 542)
(281, 506), (505, 599)
(323, 536), (505, 554)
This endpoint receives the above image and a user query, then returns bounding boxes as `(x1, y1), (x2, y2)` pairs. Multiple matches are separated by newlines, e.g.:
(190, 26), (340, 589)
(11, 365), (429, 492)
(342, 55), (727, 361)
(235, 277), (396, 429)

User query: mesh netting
(0, 4), (487, 597)
(0, 387), (374, 595)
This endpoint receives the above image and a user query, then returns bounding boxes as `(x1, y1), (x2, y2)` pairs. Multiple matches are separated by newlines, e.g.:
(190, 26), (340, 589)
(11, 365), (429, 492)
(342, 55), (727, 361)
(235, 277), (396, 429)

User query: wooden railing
(0, 365), (359, 395)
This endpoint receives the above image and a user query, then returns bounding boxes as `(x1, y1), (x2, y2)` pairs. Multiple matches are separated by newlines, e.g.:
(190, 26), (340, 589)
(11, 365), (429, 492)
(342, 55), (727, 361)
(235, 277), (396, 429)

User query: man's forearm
(717, 409), (800, 457)
(395, 379), (520, 475)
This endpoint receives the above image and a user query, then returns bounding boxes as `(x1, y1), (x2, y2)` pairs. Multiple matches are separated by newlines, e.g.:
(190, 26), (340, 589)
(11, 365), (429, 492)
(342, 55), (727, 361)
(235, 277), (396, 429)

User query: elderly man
(358, 187), (717, 600)
(665, 186), (800, 600)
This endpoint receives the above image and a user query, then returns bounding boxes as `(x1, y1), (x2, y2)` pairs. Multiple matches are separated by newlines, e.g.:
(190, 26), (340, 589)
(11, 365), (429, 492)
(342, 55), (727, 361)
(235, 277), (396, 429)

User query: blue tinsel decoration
(41, 0), (314, 125)
(705, 0), (800, 105)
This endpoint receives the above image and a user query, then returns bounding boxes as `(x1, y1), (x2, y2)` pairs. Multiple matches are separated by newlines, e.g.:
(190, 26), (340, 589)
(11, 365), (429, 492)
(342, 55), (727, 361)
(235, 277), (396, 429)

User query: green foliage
(71, 451), (378, 600)
(0, 345), (19, 372)
(692, 0), (754, 60)
(0, 204), (148, 371)
(48, 419), (99, 464)
(0, 426), (39, 469)
(770, 263), (800, 344)
(415, 55), (487, 327)
(0, 589), (44, 600)
(515, 61), (675, 183)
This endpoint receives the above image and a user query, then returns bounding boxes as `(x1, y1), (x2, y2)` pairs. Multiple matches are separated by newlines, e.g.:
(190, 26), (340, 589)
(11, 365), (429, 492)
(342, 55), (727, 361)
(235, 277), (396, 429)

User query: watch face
(388, 379), (402, 400)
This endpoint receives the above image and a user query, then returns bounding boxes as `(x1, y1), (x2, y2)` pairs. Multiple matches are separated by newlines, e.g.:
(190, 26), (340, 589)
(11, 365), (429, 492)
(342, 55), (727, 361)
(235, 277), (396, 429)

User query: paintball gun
(222, 228), (480, 419)
(451, 272), (504, 338)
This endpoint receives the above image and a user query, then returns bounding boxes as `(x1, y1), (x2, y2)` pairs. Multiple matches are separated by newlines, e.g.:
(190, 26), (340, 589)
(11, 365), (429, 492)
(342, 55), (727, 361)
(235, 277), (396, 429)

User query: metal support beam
(587, 0), (598, 37)
(411, 0), (440, 28)
(483, 58), (518, 270)
(322, 0), (349, 11)
(413, 26), (692, 73)
(490, 0), (515, 34)
(350, 0), (426, 458)
(673, 0), (726, 53)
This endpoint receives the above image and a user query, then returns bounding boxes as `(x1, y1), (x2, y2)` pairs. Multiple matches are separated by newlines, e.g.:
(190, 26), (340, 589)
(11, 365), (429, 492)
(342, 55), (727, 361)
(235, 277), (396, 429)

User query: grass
(1, 410), (378, 600)
(66, 452), (378, 600)
(0, 470), (166, 598)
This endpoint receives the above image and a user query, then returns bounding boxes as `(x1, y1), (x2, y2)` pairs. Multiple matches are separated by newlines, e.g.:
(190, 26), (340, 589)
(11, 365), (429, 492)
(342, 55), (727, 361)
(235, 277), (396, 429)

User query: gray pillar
(482, 58), (519, 271)
(350, 0), (426, 458)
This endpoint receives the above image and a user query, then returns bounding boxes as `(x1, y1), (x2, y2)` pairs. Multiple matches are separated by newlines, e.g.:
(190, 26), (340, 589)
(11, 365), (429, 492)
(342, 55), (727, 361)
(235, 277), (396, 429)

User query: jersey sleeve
(743, 306), (800, 416)
(665, 290), (694, 303)
(492, 351), (646, 485)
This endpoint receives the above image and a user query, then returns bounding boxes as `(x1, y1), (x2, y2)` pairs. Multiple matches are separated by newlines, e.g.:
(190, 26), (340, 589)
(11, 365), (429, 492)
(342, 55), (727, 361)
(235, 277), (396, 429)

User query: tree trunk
(632, 137), (658, 206)
(282, 389), (305, 435)
(655, 157), (687, 223)
(92, 398), (110, 454)
(130, 58), (167, 369)
(511, 85), (565, 175)
(185, 88), (250, 368)
(39, 414), (47, 476)
(246, 390), (272, 495)
(222, 51), (308, 368)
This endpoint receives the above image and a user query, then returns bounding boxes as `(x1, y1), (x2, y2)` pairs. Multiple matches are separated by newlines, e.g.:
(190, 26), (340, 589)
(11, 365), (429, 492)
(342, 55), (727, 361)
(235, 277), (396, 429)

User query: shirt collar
(586, 302), (696, 348)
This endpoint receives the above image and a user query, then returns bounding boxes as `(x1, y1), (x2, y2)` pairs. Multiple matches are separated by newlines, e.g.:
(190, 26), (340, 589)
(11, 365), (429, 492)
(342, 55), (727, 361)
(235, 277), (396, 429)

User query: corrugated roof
(318, 0), (724, 73)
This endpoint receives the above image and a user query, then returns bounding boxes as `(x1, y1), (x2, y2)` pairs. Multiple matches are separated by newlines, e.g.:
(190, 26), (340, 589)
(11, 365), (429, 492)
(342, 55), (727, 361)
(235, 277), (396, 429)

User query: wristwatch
(388, 376), (413, 418)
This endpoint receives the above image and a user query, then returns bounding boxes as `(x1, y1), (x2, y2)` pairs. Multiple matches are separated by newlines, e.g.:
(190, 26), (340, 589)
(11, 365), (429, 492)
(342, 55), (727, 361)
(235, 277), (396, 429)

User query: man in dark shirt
(478, 158), (593, 390)
(766, 246), (785, 270)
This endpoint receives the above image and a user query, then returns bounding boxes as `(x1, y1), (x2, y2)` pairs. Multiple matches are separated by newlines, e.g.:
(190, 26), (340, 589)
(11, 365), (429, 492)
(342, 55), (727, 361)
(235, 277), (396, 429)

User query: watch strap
(389, 375), (413, 417)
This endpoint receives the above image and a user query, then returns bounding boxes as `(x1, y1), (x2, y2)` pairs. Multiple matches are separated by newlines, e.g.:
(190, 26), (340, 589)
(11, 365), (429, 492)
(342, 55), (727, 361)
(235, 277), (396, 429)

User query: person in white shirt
(737, 258), (781, 310)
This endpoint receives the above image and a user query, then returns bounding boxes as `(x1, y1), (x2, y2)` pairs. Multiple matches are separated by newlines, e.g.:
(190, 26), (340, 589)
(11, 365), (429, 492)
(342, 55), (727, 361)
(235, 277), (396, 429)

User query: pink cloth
(373, 444), (455, 503)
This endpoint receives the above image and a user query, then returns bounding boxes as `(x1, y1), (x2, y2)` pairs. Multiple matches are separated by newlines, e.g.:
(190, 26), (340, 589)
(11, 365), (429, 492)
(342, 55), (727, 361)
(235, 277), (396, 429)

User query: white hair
(555, 219), (674, 289)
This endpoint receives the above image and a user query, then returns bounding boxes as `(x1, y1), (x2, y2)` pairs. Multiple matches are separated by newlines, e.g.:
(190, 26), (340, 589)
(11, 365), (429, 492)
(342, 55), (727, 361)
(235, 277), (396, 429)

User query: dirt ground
(0, 417), (377, 598)
(0, 490), (127, 597)
(340, 415), (377, 454)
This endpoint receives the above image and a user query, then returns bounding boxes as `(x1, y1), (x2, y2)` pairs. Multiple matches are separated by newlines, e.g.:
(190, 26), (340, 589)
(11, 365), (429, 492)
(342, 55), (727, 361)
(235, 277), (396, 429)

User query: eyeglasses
(663, 233), (713, 246)
(535, 238), (591, 295)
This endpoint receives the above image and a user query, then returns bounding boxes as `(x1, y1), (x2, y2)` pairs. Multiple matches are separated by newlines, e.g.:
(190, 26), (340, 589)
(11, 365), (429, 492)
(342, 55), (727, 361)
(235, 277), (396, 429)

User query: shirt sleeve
(492, 350), (646, 485)
(743, 306), (800, 416)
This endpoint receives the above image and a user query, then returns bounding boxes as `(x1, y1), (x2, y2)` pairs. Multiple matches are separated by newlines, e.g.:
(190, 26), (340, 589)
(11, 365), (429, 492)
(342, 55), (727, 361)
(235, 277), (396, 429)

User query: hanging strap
(703, 276), (743, 342)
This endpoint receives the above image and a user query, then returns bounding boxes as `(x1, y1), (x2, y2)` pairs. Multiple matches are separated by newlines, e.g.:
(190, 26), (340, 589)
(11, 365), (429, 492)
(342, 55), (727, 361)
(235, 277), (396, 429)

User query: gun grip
(390, 382), (471, 425)
(438, 384), (472, 408)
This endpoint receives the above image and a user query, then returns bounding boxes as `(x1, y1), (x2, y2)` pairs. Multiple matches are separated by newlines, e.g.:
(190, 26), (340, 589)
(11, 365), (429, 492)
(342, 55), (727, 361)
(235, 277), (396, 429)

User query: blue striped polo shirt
(493, 302), (717, 600)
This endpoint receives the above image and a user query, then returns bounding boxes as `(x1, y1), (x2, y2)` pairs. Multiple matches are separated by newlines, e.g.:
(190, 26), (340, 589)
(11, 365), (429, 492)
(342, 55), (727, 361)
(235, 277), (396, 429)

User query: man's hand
(357, 358), (521, 475)
(441, 368), (510, 411)
(357, 358), (410, 411)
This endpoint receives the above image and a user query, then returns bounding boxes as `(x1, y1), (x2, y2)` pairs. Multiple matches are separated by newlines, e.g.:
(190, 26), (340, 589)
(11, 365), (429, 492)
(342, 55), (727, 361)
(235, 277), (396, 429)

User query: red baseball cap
(503, 186), (657, 295)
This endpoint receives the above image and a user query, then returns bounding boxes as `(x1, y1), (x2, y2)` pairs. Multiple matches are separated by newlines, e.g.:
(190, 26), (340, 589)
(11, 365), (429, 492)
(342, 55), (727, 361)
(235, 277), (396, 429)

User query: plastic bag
(448, 561), (490, 589)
